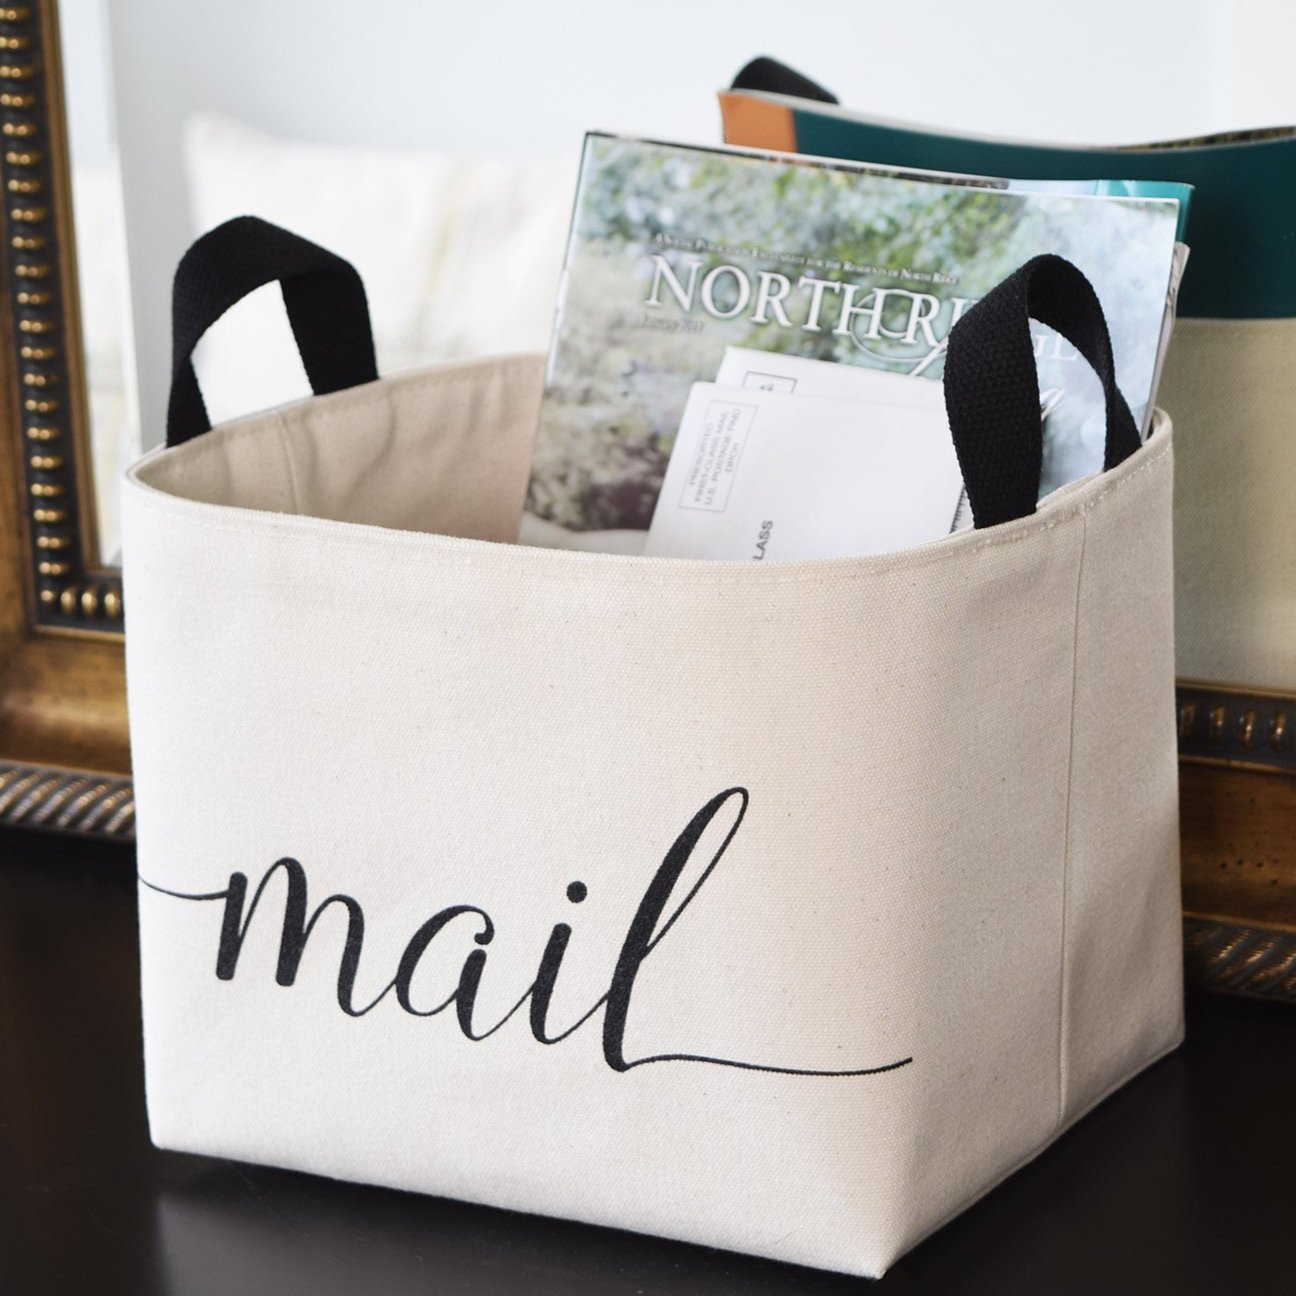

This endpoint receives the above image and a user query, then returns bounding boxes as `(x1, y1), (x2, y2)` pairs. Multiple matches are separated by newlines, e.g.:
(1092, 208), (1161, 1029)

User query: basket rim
(124, 353), (1173, 587)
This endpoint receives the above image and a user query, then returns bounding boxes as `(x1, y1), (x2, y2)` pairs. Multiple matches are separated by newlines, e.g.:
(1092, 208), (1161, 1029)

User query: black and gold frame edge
(1, 0), (123, 633)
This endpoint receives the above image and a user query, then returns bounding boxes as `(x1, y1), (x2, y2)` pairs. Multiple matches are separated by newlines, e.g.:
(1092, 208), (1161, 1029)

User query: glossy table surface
(2, 825), (1295, 1295)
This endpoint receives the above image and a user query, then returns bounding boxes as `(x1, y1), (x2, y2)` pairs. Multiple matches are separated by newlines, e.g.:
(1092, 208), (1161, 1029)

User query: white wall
(61, 0), (116, 168)
(106, 0), (1296, 442)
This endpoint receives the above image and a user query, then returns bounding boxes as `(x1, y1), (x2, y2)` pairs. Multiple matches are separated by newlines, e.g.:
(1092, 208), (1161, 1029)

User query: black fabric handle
(167, 216), (379, 448)
(730, 57), (838, 104)
(943, 254), (1142, 529)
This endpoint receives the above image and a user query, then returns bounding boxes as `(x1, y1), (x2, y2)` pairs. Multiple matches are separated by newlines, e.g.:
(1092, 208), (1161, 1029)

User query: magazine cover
(522, 134), (1182, 551)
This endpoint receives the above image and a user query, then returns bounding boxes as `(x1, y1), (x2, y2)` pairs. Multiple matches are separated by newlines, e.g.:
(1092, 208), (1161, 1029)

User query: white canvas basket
(124, 221), (1183, 1279)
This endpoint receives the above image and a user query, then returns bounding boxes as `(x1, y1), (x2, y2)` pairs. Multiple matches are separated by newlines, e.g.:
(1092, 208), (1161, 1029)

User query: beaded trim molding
(1, 2), (123, 630)
(1177, 682), (1296, 774)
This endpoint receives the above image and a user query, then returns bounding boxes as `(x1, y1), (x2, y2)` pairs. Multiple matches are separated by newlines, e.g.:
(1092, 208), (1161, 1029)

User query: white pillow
(182, 112), (575, 423)
(418, 153), (575, 361)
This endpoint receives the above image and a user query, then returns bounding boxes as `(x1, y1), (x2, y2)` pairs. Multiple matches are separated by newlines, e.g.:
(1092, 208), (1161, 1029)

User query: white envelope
(644, 383), (966, 562)
(714, 346), (948, 407)
(714, 349), (973, 532)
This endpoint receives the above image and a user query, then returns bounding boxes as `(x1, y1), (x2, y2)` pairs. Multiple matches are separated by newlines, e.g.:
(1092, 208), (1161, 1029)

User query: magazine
(521, 134), (1184, 554)
(718, 82), (1296, 320)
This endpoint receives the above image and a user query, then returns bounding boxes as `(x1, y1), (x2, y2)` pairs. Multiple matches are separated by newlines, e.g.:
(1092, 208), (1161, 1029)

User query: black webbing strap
(167, 216), (379, 448)
(943, 254), (1141, 529)
(730, 57), (838, 104)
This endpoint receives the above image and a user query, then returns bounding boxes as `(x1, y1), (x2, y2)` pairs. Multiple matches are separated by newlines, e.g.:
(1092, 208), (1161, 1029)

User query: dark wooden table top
(2, 825), (1294, 1295)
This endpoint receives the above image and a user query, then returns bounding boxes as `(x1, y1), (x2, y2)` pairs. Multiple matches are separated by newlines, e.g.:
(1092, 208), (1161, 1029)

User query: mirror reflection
(60, 0), (137, 566)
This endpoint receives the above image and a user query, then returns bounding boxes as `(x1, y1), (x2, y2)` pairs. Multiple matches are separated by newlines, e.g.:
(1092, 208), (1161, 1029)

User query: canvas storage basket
(124, 219), (1183, 1279)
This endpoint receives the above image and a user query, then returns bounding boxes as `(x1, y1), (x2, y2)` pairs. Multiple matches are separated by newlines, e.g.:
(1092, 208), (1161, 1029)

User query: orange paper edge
(718, 92), (798, 153)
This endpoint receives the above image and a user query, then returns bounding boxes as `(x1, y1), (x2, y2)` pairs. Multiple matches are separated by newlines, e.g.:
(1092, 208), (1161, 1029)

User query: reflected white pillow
(182, 112), (575, 423)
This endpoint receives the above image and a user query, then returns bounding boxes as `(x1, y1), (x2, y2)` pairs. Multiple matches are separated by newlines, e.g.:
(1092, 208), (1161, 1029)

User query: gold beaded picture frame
(2, 0), (121, 629)
(0, 0), (131, 832)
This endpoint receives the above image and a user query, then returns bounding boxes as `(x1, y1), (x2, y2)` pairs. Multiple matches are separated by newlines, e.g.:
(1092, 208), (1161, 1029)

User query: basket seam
(890, 1032), (1182, 1270)
(272, 409), (303, 517)
(125, 441), (1169, 590)
(1054, 499), (1088, 1133)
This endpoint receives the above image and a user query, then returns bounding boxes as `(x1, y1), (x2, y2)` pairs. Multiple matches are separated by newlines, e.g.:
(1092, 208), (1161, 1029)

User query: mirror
(0, 0), (129, 823)
(0, 0), (123, 635)
(60, 0), (135, 567)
